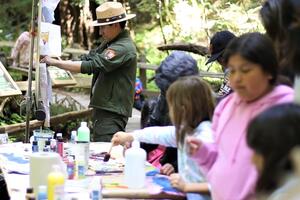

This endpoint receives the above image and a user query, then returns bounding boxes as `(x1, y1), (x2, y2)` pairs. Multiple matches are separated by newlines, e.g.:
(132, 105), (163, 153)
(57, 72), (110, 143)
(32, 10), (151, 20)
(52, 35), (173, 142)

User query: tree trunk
(58, 0), (93, 49)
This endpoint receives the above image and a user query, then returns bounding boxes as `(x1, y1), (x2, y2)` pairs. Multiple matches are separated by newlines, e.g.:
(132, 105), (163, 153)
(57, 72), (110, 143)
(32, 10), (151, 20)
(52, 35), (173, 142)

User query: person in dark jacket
(140, 51), (199, 175)
(206, 31), (236, 100)
(41, 2), (137, 142)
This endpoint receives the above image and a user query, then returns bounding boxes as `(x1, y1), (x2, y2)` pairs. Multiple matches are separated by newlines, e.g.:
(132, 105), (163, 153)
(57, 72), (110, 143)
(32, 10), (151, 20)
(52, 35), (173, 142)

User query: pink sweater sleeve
(191, 97), (226, 175)
(192, 142), (218, 175)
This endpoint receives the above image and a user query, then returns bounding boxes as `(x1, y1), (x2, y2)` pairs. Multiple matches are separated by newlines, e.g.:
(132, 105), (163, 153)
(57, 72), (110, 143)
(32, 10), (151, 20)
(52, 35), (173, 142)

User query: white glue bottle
(124, 140), (146, 188)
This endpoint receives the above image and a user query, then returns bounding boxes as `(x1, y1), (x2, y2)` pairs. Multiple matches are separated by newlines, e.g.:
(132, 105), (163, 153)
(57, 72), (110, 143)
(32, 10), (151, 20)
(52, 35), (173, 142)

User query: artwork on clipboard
(47, 66), (77, 87)
(40, 22), (61, 57)
(0, 61), (22, 97)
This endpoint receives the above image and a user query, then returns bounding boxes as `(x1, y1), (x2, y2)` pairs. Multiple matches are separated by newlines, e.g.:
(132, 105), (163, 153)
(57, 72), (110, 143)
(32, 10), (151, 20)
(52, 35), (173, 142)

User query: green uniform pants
(92, 108), (128, 142)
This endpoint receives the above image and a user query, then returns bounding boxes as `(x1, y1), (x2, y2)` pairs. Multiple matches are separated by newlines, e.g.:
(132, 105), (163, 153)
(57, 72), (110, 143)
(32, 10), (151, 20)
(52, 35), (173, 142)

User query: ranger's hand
(40, 56), (58, 66)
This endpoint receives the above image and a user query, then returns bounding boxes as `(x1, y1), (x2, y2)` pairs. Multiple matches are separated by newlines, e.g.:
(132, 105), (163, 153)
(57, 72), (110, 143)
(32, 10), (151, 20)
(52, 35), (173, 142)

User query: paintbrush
(103, 144), (113, 162)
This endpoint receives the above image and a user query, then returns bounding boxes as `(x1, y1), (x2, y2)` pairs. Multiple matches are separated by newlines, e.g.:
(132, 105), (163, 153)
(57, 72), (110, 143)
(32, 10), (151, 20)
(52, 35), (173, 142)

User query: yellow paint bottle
(47, 165), (65, 200)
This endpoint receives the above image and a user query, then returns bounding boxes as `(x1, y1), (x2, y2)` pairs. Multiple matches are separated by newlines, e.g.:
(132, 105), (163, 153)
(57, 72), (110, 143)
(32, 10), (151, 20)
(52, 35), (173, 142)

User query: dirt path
(53, 89), (141, 132)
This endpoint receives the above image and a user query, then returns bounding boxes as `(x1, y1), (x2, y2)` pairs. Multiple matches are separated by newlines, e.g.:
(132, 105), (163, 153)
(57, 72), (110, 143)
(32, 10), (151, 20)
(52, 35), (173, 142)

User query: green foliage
(0, 0), (32, 40)
(7, 69), (24, 81)
(70, 0), (85, 7)
(133, 0), (265, 92)
(50, 103), (74, 116)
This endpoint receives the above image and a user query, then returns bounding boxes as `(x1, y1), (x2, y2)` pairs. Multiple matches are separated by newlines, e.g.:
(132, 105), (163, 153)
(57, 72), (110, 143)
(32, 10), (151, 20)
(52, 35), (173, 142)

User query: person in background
(11, 31), (30, 68)
(187, 32), (294, 200)
(206, 31), (236, 100)
(112, 76), (215, 200)
(41, 2), (137, 142)
(133, 77), (144, 111)
(247, 103), (300, 200)
(281, 0), (300, 77)
(259, 0), (294, 85)
(140, 51), (199, 175)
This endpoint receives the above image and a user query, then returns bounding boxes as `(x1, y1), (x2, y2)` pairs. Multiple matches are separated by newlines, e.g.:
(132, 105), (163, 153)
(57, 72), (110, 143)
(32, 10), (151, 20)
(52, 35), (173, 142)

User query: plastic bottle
(43, 140), (50, 152)
(25, 187), (35, 200)
(90, 177), (102, 200)
(47, 165), (65, 200)
(50, 139), (57, 152)
(32, 141), (39, 152)
(124, 140), (146, 188)
(56, 133), (62, 139)
(77, 122), (90, 170)
(70, 131), (77, 144)
(56, 135), (64, 157)
(37, 185), (47, 200)
(77, 122), (90, 142)
(77, 155), (86, 179)
(67, 156), (75, 180)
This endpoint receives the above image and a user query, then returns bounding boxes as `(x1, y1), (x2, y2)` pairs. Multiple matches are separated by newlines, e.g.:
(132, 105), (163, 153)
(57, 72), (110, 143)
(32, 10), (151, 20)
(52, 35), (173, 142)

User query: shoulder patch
(104, 49), (116, 60)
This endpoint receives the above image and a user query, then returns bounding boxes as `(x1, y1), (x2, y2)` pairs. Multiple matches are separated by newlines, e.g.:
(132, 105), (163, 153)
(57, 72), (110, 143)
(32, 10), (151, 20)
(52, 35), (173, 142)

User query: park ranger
(41, 1), (137, 142)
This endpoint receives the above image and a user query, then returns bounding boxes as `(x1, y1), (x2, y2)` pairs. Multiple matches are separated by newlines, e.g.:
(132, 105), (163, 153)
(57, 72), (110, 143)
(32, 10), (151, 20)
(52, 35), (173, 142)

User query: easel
(25, 0), (44, 143)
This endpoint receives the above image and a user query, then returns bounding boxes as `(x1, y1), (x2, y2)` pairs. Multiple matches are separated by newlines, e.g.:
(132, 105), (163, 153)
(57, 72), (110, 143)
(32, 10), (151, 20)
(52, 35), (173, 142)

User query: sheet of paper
(41, 22), (61, 57)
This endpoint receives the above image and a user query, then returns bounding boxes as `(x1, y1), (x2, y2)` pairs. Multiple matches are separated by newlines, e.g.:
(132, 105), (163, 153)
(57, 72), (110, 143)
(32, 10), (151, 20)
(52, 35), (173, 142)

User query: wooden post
(139, 67), (147, 90)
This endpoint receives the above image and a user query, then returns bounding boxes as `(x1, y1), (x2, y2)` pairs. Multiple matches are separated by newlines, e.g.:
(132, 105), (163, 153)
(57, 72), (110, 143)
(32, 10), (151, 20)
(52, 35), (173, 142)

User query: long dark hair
(247, 103), (300, 193)
(166, 76), (215, 147)
(260, 0), (285, 44)
(223, 32), (278, 85)
(260, 0), (294, 83)
(281, 0), (300, 74)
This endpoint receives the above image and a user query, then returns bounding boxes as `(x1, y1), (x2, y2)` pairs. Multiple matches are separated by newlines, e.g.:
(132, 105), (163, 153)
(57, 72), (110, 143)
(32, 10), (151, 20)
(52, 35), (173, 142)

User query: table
(0, 142), (185, 200)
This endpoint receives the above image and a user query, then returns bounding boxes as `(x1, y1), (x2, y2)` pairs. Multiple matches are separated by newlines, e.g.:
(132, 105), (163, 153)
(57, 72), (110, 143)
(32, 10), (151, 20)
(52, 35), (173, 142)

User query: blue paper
(146, 170), (160, 176)
(152, 176), (179, 193)
(1, 153), (28, 164)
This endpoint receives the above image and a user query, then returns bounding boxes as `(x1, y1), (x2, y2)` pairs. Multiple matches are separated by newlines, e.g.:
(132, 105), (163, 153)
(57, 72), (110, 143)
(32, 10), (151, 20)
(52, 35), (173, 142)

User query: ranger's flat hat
(91, 2), (136, 26)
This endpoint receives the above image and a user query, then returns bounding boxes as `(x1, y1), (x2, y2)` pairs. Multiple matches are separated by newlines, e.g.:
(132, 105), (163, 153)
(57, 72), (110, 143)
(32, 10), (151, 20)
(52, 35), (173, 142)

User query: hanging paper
(40, 22), (61, 57)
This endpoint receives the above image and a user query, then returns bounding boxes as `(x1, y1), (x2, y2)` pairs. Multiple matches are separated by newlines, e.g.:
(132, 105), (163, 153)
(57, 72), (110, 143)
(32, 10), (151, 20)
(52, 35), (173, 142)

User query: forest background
(0, 0), (267, 139)
(0, 0), (265, 90)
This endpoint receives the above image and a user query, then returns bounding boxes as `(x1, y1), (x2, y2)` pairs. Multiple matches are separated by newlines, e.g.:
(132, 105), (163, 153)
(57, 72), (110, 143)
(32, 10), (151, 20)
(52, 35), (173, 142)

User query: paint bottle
(37, 185), (47, 200)
(47, 165), (65, 200)
(67, 156), (75, 180)
(57, 135), (64, 157)
(25, 187), (35, 200)
(32, 141), (38, 153)
(77, 155), (86, 179)
(70, 130), (77, 144)
(90, 177), (102, 200)
(50, 139), (57, 152)
(43, 140), (50, 152)
(124, 140), (146, 188)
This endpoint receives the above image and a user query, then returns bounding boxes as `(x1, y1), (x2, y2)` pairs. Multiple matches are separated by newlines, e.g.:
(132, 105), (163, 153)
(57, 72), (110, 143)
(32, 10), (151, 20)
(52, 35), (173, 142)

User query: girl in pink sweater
(187, 32), (294, 200)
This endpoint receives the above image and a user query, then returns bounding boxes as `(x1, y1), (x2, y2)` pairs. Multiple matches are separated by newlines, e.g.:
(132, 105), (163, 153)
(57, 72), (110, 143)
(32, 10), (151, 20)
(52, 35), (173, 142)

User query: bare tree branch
(157, 43), (208, 56)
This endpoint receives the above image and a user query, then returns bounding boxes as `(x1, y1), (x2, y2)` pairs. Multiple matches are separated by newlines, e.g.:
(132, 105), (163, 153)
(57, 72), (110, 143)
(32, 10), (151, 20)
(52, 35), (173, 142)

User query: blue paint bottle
(32, 141), (38, 152)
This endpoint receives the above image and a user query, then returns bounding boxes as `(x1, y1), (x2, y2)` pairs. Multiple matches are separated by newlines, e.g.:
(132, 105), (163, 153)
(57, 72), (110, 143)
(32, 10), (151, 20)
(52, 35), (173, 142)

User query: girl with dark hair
(187, 32), (294, 200)
(247, 103), (300, 199)
(112, 76), (215, 200)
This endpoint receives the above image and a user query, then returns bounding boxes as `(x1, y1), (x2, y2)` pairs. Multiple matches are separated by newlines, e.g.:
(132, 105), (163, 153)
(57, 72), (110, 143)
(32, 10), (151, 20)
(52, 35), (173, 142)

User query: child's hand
(160, 163), (175, 176)
(169, 173), (186, 192)
(111, 131), (133, 146)
(186, 136), (202, 156)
